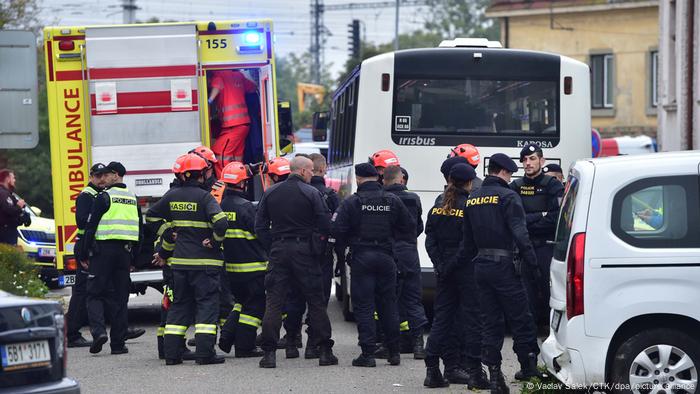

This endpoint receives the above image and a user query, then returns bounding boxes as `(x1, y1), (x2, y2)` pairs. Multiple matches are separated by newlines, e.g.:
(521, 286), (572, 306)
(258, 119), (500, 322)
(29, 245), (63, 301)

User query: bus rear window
(392, 77), (558, 145)
(553, 175), (579, 261)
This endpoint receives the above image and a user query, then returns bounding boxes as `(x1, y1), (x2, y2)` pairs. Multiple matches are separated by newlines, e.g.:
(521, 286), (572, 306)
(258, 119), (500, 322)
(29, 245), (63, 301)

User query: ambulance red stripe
(90, 106), (199, 115)
(89, 65), (197, 80)
(90, 90), (199, 108)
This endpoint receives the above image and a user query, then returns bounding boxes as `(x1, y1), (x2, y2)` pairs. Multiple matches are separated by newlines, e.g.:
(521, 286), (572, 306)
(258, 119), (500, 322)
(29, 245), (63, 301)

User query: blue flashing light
(29, 242), (36, 247)
(244, 32), (260, 45)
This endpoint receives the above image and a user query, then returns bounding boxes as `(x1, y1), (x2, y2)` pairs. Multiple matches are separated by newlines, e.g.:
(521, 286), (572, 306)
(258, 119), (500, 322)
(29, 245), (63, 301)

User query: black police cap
(355, 163), (378, 177)
(90, 163), (109, 175)
(543, 163), (563, 173)
(519, 143), (543, 162)
(449, 163), (476, 182)
(107, 161), (127, 177)
(440, 156), (468, 179)
(490, 153), (518, 173)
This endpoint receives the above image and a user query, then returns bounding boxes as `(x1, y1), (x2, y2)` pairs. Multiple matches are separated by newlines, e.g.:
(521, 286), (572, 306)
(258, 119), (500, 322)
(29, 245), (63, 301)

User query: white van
(542, 151), (700, 393)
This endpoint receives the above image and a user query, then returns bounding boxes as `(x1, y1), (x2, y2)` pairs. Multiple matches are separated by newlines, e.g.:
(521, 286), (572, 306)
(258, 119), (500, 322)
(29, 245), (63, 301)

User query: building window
(650, 50), (658, 107)
(591, 54), (614, 109)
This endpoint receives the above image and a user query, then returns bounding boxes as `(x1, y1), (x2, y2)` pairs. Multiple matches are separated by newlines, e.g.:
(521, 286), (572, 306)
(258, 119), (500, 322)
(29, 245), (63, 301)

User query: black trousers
(220, 273), (265, 351)
(164, 268), (220, 360)
(261, 240), (332, 352)
(0, 226), (18, 245)
(395, 243), (428, 338)
(66, 269), (89, 341)
(522, 243), (554, 325)
(425, 264), (482, 370)
(86, 241), (131, 350)
(350, 248), (399, 354)
(474, 256), (538, 366)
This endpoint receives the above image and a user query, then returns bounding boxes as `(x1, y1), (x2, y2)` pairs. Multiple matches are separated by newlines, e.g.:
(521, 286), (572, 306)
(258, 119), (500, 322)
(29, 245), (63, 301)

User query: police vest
(95, 186), (139, 241)
(77, 185), (100, 236)
(513, 175), (552, 214)
(355, 192), (393, 244)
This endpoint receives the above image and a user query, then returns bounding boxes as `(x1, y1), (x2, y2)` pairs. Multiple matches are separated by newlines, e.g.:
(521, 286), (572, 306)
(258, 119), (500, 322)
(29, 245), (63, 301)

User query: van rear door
(85, 24), (202, 198)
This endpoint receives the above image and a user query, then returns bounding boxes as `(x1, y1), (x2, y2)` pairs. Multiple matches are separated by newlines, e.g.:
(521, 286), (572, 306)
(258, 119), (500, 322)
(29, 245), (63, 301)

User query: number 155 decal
(205, 38), (228, 49)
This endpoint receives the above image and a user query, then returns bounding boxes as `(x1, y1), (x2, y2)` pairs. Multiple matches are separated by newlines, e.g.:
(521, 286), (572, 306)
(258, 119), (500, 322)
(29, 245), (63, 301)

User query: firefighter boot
(259, 351), (276, 368)
(424, 356), (450, 388)
(304, 345), (320, 359)
(194, 333), (225, 365)
(318, 345), (338, 366)
(352, 351), (376, 367)
(444, 367), (471, 384)
(387, 343), (401, 366)
(157, 336), (165, 360)
(285, 344), (300, 359)
(218, 332), (233, 354)
(413, 334), (426, 360)
(182, 345), (196, 361)
(235, 346), (264, 358)
(465, 366), (491, 390)
(515, 352), (542, 381)
(488, 365), (510, 394)
(373, 344), (389, 359)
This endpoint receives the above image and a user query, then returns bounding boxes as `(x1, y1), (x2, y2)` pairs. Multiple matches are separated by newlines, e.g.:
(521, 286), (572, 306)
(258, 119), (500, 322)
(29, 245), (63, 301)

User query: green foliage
(0, 0), (40, 33)
(424, 0), (500, 41)
(0, 244), (48, 298)
(275, 53), (333, 129)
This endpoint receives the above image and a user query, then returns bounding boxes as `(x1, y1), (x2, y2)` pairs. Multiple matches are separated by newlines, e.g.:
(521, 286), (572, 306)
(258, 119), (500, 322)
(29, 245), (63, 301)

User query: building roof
(487, 0), (658, 17)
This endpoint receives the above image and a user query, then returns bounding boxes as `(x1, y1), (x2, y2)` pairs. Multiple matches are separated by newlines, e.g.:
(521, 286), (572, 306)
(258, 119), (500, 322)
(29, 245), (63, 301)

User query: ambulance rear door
(85, 24), (201, 197)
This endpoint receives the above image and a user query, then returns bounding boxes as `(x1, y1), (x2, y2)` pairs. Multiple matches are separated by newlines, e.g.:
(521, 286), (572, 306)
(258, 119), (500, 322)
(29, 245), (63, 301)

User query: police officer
(543, 163), (564, 183)
(0, 169), (31, 246)
(66, 163), (109, 348)
(381, 165), (428, 360)
(148, 153), (228, 365)
(463, 154), (542, 392)
(510, 144), (564, 326)
(79, 161), (140, 355)
(332, 163), (413, 367)
(217, 162), (266, 358)
(255, 156), (338, 369)
(423, 163), (490, 389)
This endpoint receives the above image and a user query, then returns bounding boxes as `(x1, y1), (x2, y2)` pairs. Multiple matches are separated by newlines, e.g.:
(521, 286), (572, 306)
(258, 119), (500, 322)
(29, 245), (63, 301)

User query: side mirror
(312, 111), (329, 142)
(30, 206), (41, 216)
(277, 101), (294, 139)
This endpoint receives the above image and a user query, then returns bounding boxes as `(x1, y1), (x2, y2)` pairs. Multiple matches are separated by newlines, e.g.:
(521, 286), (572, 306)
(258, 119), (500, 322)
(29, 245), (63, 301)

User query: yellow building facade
(487, 1), (659, 137)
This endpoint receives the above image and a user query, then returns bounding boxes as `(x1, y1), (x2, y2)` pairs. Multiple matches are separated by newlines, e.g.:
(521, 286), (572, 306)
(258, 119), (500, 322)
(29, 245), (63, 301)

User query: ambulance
(44, 20), (289, 289)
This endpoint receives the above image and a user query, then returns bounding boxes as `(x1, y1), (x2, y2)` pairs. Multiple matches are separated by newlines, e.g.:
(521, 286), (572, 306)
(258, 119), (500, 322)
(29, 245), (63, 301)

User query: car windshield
(553, 175), (579, 261)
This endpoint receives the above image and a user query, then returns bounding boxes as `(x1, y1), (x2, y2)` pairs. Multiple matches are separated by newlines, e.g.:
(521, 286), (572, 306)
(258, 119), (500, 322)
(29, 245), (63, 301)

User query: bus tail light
(381, 73), (390, 92)
(564, 76), (572, 95)
(566, 232), (585, 319)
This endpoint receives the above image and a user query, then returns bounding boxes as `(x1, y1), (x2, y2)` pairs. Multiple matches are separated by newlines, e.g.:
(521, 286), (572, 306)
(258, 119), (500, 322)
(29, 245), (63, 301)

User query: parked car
(542, 151), (700, 393)
(0, 291), (79, 393)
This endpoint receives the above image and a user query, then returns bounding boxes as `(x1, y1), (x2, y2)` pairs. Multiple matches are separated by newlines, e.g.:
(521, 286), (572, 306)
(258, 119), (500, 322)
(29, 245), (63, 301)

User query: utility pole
(122, 0), (137, 24)
(394, 0), (400, 51)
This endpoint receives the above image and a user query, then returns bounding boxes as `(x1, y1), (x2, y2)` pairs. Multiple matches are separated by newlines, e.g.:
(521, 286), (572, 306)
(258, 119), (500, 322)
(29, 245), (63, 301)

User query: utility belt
(94, 240), (134, 253)
(530, 238), (551, 248)
(476, 248), (513, 260)
(272, 236), (310, 243)
(351, 237), (391, 246)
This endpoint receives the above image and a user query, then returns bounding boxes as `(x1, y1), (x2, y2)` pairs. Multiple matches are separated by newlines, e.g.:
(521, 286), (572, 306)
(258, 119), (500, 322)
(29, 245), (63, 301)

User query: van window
(553, 175), (579, 261)
(612, 176), (700, 248)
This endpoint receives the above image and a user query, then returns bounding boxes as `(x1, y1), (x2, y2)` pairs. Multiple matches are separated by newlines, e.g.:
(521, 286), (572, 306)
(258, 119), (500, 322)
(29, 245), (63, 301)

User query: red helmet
(449, 144), (481, 167)
(268, 157), (291, 176)
(173, 153), (208, 174)
(190, 145), (217, 164)
(220, 162), (249, 185)
(369, 149), (400, 168)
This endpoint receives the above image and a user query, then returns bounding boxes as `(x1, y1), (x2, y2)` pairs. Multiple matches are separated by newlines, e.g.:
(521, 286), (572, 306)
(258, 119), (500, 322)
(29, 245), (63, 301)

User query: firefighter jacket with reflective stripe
(331, 181), (414, 255)
(76, 183), (102, 236)
(211, 70), (256, 128)
(95, 186), (140, 241)
(146, 182), (227, 270)
(220, 189), (267, 275)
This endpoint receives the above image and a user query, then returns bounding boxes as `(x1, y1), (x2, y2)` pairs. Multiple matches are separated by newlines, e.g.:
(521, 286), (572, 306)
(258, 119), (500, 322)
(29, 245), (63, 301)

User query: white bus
(323, 39), (591, 320)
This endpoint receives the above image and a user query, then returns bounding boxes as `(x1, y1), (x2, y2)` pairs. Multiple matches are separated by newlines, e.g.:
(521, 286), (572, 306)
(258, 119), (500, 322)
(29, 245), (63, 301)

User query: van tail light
(566, 232), (586, 319)
(58, 40), (75, 51)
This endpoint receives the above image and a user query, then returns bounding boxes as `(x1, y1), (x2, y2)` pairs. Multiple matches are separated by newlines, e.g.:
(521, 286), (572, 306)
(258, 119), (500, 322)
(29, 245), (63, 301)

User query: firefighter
(423, 163), (489, 389)
(463, 153), (542, 392)
(332, 163), (414, 368)
(266, 157), (291, 184)
(209, 70), (258, 176)
(255, 156), (338, 369)
(449, 144), (483, 189)
(148, 153), (228, 365)
(510, 144), (564, 327)
(217, 162), (266, 358)
(368, 149), (400, 181)
(380, 165), (428, 360)
(78, 162), (140, 355)
(66, 163), (109, 348)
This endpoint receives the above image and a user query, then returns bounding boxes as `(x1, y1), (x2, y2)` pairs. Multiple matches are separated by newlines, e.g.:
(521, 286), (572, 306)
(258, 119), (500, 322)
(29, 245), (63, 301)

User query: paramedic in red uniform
(208, 70), (257, 176)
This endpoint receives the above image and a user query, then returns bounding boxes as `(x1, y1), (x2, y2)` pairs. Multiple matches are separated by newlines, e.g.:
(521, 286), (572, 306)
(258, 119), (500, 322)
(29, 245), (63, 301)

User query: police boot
(318, 345), (339, 366)
(157, 336), (165, 360)
(373, 344), (389, 359)
(259, 350), (276, 368)
(352, 353), (376, 367)
(444, 367), (471, 384)
(304, 345), (320, 359)
(285, 344), (300, 359)
(424, 366), (450, 388)
(488, 365), (510, 394)
(515, 352), (542, 381)
(387, 344), (401, 366)
(399, 332), (414, 353)
(465, 366), (491, 390)
(413, 334), (426, 360)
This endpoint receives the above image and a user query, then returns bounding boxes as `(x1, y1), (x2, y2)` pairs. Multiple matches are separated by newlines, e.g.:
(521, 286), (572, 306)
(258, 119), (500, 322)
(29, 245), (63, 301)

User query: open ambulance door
(84, 24), (202, 199)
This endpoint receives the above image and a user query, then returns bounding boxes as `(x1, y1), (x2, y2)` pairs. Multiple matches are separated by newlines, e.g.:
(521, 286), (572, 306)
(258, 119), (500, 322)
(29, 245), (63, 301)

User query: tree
(0, 0), (40, 33)
(424, 0), (499, 40)
(276, 52), (333, 129)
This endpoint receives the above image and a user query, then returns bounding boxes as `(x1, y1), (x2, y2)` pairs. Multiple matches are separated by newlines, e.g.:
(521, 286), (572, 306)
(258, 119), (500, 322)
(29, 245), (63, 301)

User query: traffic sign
(592, 128), (602, 157)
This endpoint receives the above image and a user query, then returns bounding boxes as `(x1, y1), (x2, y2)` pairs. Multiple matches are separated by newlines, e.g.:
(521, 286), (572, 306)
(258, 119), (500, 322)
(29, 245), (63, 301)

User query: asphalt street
(54, 287), (528, 394)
